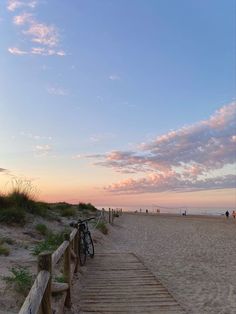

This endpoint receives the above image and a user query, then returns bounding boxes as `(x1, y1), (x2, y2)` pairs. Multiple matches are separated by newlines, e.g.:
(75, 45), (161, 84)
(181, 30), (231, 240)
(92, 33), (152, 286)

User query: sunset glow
(1, 0), (235, 211)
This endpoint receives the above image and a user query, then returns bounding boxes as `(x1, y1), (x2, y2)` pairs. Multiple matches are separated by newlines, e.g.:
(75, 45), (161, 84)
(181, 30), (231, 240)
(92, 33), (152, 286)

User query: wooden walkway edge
(79, 253), (185, 314)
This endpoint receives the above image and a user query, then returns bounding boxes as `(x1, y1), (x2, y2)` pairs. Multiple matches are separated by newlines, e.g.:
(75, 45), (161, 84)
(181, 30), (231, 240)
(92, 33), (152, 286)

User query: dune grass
(32, 231), (66, 255)
(3, 266), (33, 295)
(0, 180), (49, 224)
(96, 221), (108, 234)
(0, 245), (10, 256)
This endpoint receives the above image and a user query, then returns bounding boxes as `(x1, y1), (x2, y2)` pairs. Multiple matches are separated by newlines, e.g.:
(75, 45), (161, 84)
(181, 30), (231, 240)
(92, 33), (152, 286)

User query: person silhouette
(225, 210), (229, 218)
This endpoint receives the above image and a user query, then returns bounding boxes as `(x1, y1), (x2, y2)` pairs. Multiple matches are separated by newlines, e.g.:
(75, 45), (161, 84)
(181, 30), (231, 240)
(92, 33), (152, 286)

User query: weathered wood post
(108, 208), (111, 223)
(102, 208), (105, 220)
(111, 208), (114, 223)
(38, 252), (52, 314)
(74, 230), (79, 273)
(64, 233), (72, 308)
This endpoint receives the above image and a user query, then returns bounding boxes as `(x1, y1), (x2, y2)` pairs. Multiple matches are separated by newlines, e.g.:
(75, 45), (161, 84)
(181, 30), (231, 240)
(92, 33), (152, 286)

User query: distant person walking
(225, 210), (230, 219)
(232, 210), (236, 219)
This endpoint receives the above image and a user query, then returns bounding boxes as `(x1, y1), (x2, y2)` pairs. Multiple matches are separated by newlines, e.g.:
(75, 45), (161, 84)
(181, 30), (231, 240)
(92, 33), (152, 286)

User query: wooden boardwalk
(79, 253), (185, 314)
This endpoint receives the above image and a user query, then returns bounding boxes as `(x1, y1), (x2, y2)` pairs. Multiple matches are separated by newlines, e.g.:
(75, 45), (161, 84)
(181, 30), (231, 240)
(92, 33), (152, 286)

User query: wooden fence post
(102, 208), (105, 220)
(74, 230), (79, 273)
(111, 209), (114, 223)
(38, 252), (52, 314)
(108, 208), (111, 224)
(64, 233), (72, 308)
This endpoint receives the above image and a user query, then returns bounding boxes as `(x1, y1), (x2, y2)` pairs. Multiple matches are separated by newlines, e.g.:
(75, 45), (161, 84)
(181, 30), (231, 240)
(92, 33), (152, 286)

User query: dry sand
(94, 213), (236, 314)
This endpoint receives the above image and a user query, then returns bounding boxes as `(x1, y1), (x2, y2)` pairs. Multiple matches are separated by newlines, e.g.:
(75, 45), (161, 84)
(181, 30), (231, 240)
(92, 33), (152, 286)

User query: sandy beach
(94, 213), (236, 314)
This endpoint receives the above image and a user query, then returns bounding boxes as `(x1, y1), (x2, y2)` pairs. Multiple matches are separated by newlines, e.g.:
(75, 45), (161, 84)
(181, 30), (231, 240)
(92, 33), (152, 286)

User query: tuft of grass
(0, 207), (26, 224)
(96, 221), (108, 235)
(60, 206), (77, 217)
(54, 275), (65, 283)
(0, 237), (15, 245)
(0, 244), (10, 256)
(78, 202), (97, 212)
(32, 231), (65, 255)
(56, 202), (77, 217)
(35, 223), (48, 236)
(3, 266), (33, 295)
(0, 179), (48, 225)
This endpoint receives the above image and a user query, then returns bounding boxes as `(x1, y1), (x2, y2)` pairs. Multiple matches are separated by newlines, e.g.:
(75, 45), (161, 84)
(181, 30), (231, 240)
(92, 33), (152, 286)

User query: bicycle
(70, 217), (95, 266)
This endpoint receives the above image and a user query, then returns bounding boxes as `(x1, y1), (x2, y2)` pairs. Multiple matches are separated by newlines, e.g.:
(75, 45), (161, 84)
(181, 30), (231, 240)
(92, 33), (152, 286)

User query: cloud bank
(88, 102), (236, 194)
(7, 0), (66, 57)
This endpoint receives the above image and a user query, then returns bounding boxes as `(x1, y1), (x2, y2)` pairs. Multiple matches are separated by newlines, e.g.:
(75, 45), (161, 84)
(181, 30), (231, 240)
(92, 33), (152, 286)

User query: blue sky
(0, 0), (235, 209)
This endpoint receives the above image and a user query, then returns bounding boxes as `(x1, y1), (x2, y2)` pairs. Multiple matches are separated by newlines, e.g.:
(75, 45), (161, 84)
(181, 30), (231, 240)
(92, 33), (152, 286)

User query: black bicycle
(70, 217), (95, 266)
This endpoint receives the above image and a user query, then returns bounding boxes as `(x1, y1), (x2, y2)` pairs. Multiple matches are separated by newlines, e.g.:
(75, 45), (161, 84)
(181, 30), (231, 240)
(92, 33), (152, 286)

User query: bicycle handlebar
(70, 217), (95, 228)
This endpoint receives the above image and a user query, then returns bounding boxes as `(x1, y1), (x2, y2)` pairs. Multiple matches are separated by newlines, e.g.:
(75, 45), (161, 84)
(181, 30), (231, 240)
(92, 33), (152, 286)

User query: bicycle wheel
(86, 232), (94, 258)
(78, 230), (86, 266)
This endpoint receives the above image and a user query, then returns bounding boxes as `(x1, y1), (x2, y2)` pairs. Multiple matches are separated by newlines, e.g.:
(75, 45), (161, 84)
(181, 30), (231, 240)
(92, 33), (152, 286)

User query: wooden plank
(19, 270), (50, 314)
(52, 282), (69, 293)
(69, 228), (77, 241)
(52, 241), (69, 267)
(79, 253), (185, 313)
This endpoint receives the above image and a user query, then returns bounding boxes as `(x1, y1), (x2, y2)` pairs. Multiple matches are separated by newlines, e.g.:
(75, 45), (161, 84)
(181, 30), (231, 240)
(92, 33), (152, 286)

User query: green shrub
(55, 275), (65, 283)
(0, 194), (9, 208)
(60, 206), (77, 217)
(56, 202), (71, 211)
(0, 237), (15, 245)
(0, 244), (10, 256)
(3, 266), (33, 295)
(31, 202), (49, 217)
(96, 221), (108, 235)
(35, 223), (48, 235)
(0, 207), (26, 224)
(32, 231), (65, 255)
(78, 202), (97, 212)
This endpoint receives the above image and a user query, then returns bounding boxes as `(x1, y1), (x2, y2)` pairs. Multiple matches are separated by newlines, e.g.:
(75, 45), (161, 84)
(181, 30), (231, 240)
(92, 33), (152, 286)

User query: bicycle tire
(78, 230), (86, 266)
(86, 232), (94, 258)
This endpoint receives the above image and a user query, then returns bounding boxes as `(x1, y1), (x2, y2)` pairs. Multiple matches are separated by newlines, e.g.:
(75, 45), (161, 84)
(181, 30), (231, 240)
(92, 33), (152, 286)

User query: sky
(0, 0), (236, 211)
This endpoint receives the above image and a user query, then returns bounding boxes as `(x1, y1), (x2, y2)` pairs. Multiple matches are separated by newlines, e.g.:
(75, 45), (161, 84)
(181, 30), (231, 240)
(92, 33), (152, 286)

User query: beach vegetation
(3, 266), (33, 295)
(0, 180), (50, 224)
(96, 221), (108, 234)
(35, 223), (48, 236)
(78, 202), (97, 212)
(60, 206), (77, 217)
(32, 231), (65, 255)
(0, 244), (10, 256)
(54, 275), (65, 283)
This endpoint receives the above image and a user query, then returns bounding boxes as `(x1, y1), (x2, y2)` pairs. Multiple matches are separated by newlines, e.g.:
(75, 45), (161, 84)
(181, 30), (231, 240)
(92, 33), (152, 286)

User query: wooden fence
(18, 208), (122, 314)
(19, 228), (78, 314)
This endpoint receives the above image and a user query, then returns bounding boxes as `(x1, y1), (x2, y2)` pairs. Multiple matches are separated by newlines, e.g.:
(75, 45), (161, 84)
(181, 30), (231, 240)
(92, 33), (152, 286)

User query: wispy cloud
(7, 0), (37, 12)
(20, 131), (52, 141)
(47, 86), (68, 96)
(23, 23), (59, 47)
(72, 154), (81, 160)
(7, 1), (66, 57)
(34, 144), (52, 156)
(89, 133), (116, 143)
(8, 47), (27, 55)
(88, 102), (236, 193)
(31, 47), (65, 56)
(13, 12), (33, 25)
(109, 75), (120, 81)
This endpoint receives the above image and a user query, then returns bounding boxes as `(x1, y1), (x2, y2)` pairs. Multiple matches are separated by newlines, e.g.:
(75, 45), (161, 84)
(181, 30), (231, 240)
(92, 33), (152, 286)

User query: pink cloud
(8, 47), (28, 55)
(13, 12), (33, 25)
(24, 23), (59, 47)
(88, 102), (236, 193)
(7, 0), (37, 12)
(7, 1), (66, 57)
